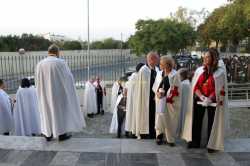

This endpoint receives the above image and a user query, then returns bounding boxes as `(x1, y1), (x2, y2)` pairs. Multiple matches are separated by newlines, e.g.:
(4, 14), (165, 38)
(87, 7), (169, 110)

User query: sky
(0, 0), (227, 41)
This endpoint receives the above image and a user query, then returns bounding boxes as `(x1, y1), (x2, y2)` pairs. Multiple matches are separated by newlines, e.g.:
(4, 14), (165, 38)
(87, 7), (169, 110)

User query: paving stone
(0, 149), (10, 161)
(49, 152), (80, 166)
(0, 150), (32, 165)
(121, 153), (158, 166)
(181, 153), (213, 166)
(76, 152), (106, 165)
(206, 152), (240, 166)
(157, 154), (186, 166)
(20, 151), (57, 166)
(229, 152), (250, 164)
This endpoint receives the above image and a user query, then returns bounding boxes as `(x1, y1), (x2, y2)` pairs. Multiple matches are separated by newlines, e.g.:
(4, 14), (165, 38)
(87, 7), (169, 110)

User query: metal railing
(228, 83), (250, 101)
(0, 49), (144, 93)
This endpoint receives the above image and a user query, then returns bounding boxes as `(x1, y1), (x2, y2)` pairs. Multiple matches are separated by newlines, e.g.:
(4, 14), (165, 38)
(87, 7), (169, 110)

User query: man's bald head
(48, 44), (60, 57)
(147, 52), (159, 68)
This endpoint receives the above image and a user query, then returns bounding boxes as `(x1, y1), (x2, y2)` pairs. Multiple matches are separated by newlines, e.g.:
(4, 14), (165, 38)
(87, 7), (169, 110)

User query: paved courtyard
(0, 136), (250, 166)
(0, 105), (250, 165)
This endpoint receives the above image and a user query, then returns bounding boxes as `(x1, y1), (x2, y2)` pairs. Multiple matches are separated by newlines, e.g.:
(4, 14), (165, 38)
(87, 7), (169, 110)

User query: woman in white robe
(153, 56), (180, 145)
(0, 80), (13, 135)
(84, 80), (97, 117)
(14, 78), (41, 136)
(181, 48), (227, 153)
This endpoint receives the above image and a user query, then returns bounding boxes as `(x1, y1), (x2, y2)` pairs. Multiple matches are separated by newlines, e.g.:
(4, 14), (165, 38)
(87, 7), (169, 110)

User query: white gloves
(199, 95), (212, 107)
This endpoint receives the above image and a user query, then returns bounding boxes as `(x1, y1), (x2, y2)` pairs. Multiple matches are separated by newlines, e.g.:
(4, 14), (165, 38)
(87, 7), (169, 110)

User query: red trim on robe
(166, 86), (179, 104)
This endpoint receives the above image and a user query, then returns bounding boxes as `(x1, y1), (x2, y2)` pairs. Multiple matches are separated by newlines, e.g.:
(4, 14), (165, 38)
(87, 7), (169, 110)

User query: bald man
(133, 52), (159, 139)
(36, 44), (86, 141)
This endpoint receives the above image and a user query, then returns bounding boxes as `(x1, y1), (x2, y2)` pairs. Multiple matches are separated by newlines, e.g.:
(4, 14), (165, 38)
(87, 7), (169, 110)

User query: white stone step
(0, 136), (249, 153)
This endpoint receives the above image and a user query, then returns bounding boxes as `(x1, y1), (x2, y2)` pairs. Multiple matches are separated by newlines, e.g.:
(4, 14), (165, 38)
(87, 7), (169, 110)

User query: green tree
(128, 19), (196, 55)
(63, 41), (82, 50)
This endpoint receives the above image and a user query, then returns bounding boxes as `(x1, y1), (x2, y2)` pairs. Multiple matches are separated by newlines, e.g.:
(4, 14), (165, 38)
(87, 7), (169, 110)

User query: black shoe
(187, 142), (200, 149)
(44, 134), (53, 142)
(207, 148), (217, 153)
(58, 133), (72, 141)
(167, 143), (176, 147)
(87, 114), (94, 118)
(117, 134), (121, 138)
(156, 134), (164, 145)
(156, 139), (164, 145)
(131, 134), (137, 139)
(101, 110), (104, 115)
(3, 132), (9, 136)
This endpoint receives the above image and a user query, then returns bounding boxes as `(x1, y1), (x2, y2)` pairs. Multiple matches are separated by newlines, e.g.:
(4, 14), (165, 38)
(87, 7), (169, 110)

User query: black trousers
(149, 98), (156, 139)
(192, 103), (216, 147)
(117, 109), (126, 137)
(97, 94), (103, 114)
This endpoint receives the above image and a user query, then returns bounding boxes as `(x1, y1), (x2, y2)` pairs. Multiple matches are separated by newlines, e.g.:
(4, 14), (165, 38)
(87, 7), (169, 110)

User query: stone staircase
(0, 136), (250, 166)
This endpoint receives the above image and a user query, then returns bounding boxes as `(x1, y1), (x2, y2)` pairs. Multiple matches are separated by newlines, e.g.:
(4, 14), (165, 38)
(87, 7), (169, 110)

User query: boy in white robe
(0, 79), (13, 135)
(176, 68), (191, 137)
(111, 80), (121, 113)
(84, 78), (97, 118)
(14, 78), (41, 136)
(109, 77), (126, 135)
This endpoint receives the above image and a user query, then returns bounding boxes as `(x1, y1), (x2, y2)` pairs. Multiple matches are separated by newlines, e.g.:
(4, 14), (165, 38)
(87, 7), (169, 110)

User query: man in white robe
(134, 52), (159, 139)
(0, 79), (13, 135)
(35, 44), (86, 141)
(84, 78), (97, 118)
(14, 78), (41, 136)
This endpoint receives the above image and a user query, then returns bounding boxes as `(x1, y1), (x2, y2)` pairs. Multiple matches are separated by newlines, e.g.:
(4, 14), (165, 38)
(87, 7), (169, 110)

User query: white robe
(84, 81), (97, 114)
(0, 89), (13, 134)
(181, 66), (227, 151)
(176, 79), (191, 137)
(109, 94), (123, 134)
(153, 69), (180, 142)
(133, 65), (159, 137)
(110, 81), (120, 113)
(125, 73), (137, 132)
(14, 87), (41, 136)
(35, 56), (86, 138)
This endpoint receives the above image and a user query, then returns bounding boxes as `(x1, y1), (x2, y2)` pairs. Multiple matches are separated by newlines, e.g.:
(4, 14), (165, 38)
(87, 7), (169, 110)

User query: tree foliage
(197, 0), (250, 51)
(0, 34), (52, 52)
(90, 38), (126, 49)
(128, 19), (196, 55)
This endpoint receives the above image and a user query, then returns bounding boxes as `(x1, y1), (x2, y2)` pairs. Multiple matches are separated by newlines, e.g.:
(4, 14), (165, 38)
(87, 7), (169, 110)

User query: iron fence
(0, 49), (144, 93)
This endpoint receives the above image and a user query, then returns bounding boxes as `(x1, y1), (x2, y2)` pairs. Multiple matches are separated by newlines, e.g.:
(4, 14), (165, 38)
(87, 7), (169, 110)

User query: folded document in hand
(197, 101), (217, 107)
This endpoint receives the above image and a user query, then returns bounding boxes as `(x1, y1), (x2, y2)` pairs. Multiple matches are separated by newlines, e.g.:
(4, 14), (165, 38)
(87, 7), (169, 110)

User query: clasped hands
(199, 95), (212, 107)
(156, 88), (165, 99)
